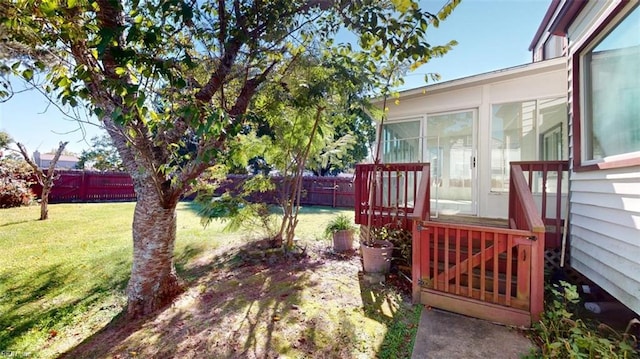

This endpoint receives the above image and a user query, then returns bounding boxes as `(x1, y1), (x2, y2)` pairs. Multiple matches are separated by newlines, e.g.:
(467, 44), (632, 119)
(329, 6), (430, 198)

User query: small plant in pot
(324, 214), (356, 253)
(361, 225), (395, 274)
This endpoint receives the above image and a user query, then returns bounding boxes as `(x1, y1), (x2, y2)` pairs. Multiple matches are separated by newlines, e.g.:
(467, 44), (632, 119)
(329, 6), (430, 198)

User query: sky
(0, 0), (552, 155)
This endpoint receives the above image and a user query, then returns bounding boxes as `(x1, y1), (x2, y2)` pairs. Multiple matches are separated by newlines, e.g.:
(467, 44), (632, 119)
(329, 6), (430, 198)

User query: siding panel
(571, 192), (640, 212)
(571, 225), (640, 270)
(572, 213), (640, 247)
(570, 179), (640, 195)
(572, 202), (640, 230)
(571, 246), (640, 314)
(570, 168), (640, 315)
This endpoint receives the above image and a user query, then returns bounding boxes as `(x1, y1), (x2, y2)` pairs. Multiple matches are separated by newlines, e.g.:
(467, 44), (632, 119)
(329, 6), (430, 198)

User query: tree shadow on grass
(172, 240), (331, 357)
(60, 240), (384, 358)
(358, 272), (422, 359)
(56, 243), (218, 358)
(0, 264), (129, 357)
(61, 240), (325, 358)
(174, 243), (210, 282)
(0, 219), (37, 227)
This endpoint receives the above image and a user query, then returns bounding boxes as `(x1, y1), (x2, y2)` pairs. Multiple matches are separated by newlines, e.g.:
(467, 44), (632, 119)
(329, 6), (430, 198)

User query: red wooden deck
(354, 160), (569, 327)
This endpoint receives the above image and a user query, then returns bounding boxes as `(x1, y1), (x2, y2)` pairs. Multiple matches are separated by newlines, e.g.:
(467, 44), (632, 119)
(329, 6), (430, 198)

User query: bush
(324, 213), (356, 238)
(526, 281), (638, 358)
(0, 157), (35, 208)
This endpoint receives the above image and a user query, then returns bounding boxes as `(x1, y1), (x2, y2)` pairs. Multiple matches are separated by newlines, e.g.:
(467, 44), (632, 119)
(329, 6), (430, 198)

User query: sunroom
(354, 57), (570, 326)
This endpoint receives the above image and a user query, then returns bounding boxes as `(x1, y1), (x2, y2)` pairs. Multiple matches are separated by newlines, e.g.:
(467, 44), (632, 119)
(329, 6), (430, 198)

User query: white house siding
(381, 58), (567, 219)
(566, 0), (640, 314)
(569, 168), (640, 314)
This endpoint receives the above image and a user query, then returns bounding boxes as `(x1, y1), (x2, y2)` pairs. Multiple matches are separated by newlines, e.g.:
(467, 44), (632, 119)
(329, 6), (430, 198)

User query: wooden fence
(216, 175), (355, 208)
(32, 171), (356, 207)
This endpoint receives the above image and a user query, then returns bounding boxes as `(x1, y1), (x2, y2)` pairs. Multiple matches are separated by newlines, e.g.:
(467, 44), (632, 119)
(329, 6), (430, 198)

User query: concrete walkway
(411, 307), (535, 359)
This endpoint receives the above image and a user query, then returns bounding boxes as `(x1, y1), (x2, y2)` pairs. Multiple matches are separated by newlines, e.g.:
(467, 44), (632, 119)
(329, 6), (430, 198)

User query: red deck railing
(356, 160), (568, 326)
(410, 163), (551, 326)
(354, 163), (431, 230)
(509, 161), (569, 249)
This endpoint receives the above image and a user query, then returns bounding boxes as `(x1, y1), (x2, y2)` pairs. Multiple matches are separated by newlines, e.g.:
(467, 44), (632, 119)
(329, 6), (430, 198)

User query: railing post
(540, 163), (548, 221)
(354, 166), (362, 224)
(508, 169), (515, 228)
(412, 220), (422, 303)
(530, 231), (545, 323)
(412, 164), (431, 222)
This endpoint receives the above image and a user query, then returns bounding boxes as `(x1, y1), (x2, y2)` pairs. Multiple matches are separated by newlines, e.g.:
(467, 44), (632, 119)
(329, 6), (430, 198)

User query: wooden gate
(412, 221), (544, 327)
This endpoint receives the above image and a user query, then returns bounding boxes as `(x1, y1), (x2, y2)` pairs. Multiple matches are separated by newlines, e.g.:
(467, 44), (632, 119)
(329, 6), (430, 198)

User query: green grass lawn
(0, 202), (418, 358)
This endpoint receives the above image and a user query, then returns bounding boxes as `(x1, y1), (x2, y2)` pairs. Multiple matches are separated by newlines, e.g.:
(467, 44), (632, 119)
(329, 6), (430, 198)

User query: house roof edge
(528, 0), (562, 51)
(372, 57), (566, 106)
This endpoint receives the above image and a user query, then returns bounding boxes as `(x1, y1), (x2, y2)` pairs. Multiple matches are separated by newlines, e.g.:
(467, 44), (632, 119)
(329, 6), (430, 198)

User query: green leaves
(438, 0), (461, 21)
(526, 281), (639, 359)
(76, 135), (124, 171)
(342, 0), (460, 95)
(22, 69), (33, 81)
(391, 0), (413, 13)
(1, 0), (460, 204)
(40, 0), (60, 15)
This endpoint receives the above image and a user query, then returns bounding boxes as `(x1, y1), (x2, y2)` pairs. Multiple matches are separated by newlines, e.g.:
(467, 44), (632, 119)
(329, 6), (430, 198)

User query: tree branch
(17, 143), (43, 185)
(16, 141), (67, 186)
(95, 0), (125, 80)
(229, 60), (279, 117)
(194, 40), (242, 103)
(218, 0), (226, 47)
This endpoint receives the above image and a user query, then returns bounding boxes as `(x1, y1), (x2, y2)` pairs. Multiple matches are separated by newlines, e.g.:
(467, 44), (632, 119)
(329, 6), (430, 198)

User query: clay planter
(361, 240), (394, 273)
(332, 229), (354, 252)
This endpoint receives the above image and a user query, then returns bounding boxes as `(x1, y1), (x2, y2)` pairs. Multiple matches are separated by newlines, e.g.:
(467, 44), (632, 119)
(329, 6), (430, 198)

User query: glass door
(426, 110), (477, 216)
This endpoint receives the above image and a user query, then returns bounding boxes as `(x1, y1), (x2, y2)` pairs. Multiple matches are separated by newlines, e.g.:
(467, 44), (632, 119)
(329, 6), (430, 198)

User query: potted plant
(361, 225), (394, 274)
(324, 214), (356, 252)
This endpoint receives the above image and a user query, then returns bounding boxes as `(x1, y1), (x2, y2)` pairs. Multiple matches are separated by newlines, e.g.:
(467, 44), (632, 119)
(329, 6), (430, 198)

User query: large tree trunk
(126, 180), (184, 319)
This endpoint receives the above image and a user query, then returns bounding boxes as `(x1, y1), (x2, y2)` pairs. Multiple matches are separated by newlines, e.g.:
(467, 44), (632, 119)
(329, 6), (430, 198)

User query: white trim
(581, 151), (640, 167)
(373, 58), (567, 105)
(569, 0), (631, 54)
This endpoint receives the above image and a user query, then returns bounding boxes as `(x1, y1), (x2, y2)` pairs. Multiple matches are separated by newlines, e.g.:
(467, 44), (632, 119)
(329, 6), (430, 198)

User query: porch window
(581, 5), (640, 164)
(381, 120), (421, 163)
(491, 98), (567, 192)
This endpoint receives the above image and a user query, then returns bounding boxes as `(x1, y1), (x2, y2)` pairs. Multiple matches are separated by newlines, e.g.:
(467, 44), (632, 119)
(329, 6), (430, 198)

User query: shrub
(0, 157), (35, 208)
(526, 281), (638, 358)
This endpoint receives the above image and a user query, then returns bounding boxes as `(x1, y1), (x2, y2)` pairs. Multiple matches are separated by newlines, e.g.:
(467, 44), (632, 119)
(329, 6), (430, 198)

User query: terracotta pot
(332, 230), (354, 252)
(361, 240), (394, 273)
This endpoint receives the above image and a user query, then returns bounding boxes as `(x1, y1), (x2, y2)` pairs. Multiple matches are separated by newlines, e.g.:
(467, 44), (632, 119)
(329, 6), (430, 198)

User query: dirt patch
(61, 241), (418, 358)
